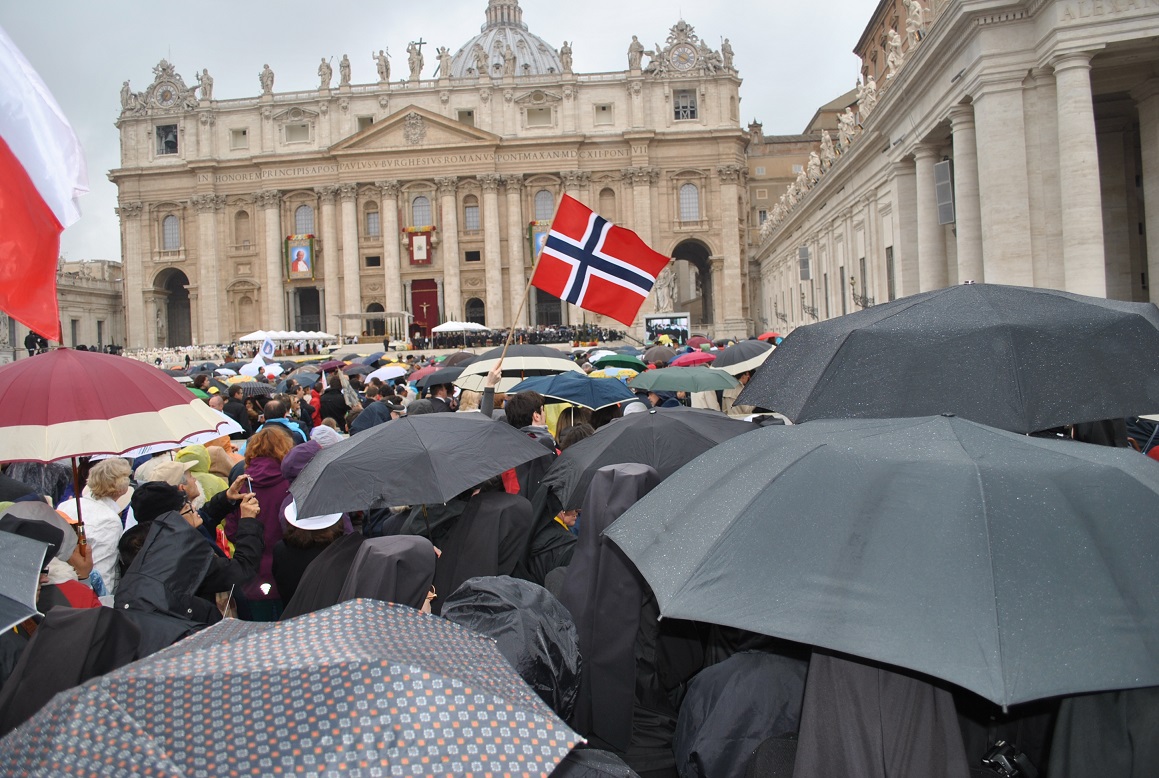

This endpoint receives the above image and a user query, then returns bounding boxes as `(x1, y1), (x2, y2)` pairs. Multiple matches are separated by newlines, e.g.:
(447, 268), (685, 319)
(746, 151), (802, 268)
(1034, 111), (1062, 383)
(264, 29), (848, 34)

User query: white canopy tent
(238, 330), (337, 343)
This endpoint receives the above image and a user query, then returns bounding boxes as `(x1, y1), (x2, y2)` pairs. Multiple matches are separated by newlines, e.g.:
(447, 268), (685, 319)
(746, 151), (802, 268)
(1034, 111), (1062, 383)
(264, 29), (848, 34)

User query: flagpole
(498, 208), (560, 369)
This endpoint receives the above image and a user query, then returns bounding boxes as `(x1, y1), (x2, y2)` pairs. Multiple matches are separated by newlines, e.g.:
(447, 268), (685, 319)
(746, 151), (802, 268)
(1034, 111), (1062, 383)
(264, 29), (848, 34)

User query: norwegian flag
(531, 195), (671, 326)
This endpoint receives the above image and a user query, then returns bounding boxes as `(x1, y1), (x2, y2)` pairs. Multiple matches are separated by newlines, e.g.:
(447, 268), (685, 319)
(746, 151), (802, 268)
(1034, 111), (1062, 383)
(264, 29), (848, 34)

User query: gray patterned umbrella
(0, 599), (580, 776)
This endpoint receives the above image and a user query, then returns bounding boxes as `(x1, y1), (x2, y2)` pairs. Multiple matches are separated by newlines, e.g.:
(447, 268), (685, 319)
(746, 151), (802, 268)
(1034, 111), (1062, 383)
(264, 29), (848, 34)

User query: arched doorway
(154, 268), (192, 347)
(366, 302), (385, 337)
(671, 240), (713, 327)
(465, 297), (485, 325)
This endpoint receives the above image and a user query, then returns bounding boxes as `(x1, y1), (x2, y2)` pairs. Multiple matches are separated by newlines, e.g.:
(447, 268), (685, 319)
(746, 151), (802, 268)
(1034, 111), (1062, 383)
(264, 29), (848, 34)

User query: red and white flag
(531, 195), (671, 326)
(0, 25), (88, 341)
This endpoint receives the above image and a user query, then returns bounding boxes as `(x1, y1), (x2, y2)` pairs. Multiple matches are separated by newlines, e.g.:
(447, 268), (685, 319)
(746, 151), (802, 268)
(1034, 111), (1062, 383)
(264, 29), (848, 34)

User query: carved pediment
(331, 105), (500, 152)
(272, 106), (320, 123)
(514, 89), (562, 106)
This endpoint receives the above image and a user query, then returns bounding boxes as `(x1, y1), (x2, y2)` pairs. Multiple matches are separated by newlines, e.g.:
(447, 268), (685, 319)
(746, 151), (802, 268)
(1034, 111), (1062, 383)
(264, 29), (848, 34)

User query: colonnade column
(560, 170), (587, 326)
(479, 174), (505, 328)
(317, 186), (341, 335)
(914, 144), (949, 291)
(338, 184), (361, 331)
(628, 167), (657, 329)
(502, 175), (529, 328)
(948, 104), (984, 284)
(434, 177), (461, 321)
(117, 202), (147, 349)
(1053, 52), (1106, 297)
(1135, 80), (1159, 304)
(257, 189), (286, 330)
(192, 194), (223, 345)
(377, 181), (404, 315)
(717, 164), (745, 336)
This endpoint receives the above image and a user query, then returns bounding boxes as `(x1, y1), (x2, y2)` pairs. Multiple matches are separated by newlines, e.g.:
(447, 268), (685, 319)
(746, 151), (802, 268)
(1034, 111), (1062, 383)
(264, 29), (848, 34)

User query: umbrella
(643, 345), (676, 365)
(359, 352), (386, 365)
(629, 367), (738, 393)
(442, 351), (478, 367)
(756, 331), (781, 342)
(220, 361), (247, 372)
(290, 413), (554, 518)
(588, 367), (638, 382)
(234, 382), (275, 398)
(161, 368), (188, 377)
(431, 321), (489, 333)
(738, 284), (1159, 433)
(408, 365), (439, 383)
(213, 367), (237, 376)
(0, 599), (580, 775)
(538, 407), (754, 509)
(687, 336), (712, 349)
(0, 532), (49, 633)
(187, 387), (210, 400)
(0, 349), (227, 462)
(456, 345), (584, 392)
(592, 353), (648, 372)
(334, 353), (362, 362)
(710, 339), (774, 376)
(669, 351), (716, 367)
(318, 359), (346, 371)
(509, 373), (636, 411)
(712, 338), (736, 347)
(416, 366), (464, 389)
(613, 346), (643, 355)
(605, 415), (1159, 708)
(366, 365), (408, 383)
(342, 364), (373, 376)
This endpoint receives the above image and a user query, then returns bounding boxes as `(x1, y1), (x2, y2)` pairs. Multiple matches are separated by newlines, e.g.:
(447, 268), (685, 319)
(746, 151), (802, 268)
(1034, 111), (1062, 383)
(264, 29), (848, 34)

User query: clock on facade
(669, 43), (697, 71)
(155, 82), (179, 108)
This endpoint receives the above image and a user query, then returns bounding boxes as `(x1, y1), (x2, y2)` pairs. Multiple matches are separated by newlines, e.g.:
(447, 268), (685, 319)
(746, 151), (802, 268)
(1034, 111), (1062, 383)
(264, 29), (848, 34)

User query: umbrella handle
(70, 456), (88, 547)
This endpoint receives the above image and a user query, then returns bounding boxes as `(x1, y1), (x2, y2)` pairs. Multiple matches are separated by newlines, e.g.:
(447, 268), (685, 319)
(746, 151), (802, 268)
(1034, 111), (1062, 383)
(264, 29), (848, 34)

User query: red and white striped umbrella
(0, 349), (230, 462)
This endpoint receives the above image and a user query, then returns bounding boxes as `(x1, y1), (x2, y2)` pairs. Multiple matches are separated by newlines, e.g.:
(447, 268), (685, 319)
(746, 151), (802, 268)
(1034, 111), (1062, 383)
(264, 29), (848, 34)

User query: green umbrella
(629, 367), (739, 393)
(187, 387), (210, 400)
(592, 353), (647, 371)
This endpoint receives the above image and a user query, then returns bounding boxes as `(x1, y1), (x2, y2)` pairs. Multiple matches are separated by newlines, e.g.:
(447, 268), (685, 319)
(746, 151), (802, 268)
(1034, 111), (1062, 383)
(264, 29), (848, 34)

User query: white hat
(284, 499), (342, 531)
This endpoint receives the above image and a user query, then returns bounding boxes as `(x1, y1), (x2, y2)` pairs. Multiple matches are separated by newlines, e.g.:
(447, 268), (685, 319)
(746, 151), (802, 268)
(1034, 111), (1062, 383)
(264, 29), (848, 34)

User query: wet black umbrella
(416, 365), (464, 389)
(737, 283), (1159, 433)
(0, 600), (580, 775)
(234, 381), (275, 398)
(442, 351), (479, 367)
(605, 415), (1159, 708)
(710, 339), (774, 376)
(290, 413), (553, 518)
(538, 407), (754, 509)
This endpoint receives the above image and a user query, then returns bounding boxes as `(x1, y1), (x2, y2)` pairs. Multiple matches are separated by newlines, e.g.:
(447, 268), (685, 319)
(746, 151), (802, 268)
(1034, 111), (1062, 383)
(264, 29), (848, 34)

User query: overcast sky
(1, 0), (869, 263)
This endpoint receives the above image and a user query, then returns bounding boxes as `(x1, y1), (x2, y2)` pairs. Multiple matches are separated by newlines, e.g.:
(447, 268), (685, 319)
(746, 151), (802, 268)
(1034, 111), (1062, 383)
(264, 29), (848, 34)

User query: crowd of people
(413, 324), (627, 351)
(0, 337), (1153, 777)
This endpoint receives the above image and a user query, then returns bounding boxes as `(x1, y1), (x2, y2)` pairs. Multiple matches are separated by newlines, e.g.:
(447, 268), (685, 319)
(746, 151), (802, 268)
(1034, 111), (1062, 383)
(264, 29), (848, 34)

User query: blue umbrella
(360, 352), (386, 365)
(509, 372), (635, 411)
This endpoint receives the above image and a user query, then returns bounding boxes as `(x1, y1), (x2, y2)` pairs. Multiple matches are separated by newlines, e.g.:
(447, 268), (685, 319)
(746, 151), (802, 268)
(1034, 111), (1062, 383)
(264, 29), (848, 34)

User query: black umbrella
(233, 381), (275, 398)
(710, 339), (774, 376)
(416, 365), (464, 389)
(290, 413), (553, 518)
(442, 351), (479, 367)
(737, 283), (1159, 433)
(605, 415), (1159, 708)
(538, 407), (754, 509)
(220, 361), (247, 372)
(0, 600), (580, 775)
(342, 364), (374, 376)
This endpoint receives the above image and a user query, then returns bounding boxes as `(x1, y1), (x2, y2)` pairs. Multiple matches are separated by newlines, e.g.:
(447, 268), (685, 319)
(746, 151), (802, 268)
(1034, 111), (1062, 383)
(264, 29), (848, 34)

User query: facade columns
(1053, 52), (1106, 297)
(502, 175), (528, 328)
(316, 186), (341, 335)
(560, 170), (589, 325)
(338, 184), (361, 327)
(117, 202), (146, 349)
(479, 174), (505, 328)
(191, 194), (223, 345)
(257, 190), (286, 330)
(1132, 80), (1159, 303)
(948, 104), (984, 284)
(888, 160), (920, 298)
(434, 177), (461, 321)
(913, 144), (949, 291)
(717, 164), (746, 335)
(377, 180), (404, 314)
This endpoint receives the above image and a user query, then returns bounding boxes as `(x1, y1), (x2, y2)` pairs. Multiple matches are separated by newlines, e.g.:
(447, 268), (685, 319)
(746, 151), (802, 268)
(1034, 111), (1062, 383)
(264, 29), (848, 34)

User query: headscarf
(310, 425), (343, 448)
(336, 536), (436, 610)
(279, 532), (365, 620)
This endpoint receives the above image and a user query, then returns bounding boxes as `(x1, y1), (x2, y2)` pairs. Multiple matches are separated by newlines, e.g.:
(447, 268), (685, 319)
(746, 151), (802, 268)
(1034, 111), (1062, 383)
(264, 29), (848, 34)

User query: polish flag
(0, 25), (88, 341)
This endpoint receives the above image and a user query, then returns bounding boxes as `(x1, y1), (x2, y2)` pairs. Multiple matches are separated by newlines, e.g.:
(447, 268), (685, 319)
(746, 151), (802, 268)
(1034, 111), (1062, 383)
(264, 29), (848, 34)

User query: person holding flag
(259, 336), (276, 361)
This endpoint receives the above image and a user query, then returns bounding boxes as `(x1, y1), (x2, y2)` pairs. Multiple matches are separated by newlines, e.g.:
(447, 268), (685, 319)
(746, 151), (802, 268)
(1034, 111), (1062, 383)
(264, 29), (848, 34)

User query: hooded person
(1048, 687), (1159, 778)
(557, 463), (705, 777)
(429, 491), (534, 616)
(276, 441), (354, 536)
(441, 576), (581, 721)
(278, 531), (366, 621)
(520, 483), (575, 586)
(176, 444), (228, 502)
(336, 535), (436, 610)
(309, 424), (343, 448)
(791, 651), (971, 778)
(206, 444), (242, 481)
(272, 500), (345, 605)
(673, 650), (809, 778)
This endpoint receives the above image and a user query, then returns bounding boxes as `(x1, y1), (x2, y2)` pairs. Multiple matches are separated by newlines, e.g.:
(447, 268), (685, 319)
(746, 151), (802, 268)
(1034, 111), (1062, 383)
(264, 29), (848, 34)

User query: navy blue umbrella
(509, 372), (635, 411)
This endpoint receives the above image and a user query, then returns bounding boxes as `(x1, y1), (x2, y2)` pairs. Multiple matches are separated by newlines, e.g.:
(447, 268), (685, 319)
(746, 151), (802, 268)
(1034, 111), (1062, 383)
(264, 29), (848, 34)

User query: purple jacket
(225, 456), (290, 602)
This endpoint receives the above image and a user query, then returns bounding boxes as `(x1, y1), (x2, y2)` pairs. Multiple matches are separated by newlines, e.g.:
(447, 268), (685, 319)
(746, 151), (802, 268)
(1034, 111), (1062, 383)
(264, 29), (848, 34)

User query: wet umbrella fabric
(711, 339), (774, 376)
(669, 351), (716, 367)
(628, 367), (738, 393)
(0, 599), (580, 776)
(737, 283), (1159, 433)
(0, 533), (48, 633)
(538, 408), (754, 510)
(509, 373), (636, 411)
(605, 415), (1159, 708)
(643, 346), (676, 365)
(233, 382), (275, 398)
(456, 345), (584, 392)
(592, 354), (648, 372)
(416, 366), (464, 389)
(290, 413), (553, 519)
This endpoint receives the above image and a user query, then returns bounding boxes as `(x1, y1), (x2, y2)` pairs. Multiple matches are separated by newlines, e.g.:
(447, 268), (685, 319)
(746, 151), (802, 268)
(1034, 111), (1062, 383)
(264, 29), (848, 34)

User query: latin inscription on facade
(1059, 0), (1159, 22)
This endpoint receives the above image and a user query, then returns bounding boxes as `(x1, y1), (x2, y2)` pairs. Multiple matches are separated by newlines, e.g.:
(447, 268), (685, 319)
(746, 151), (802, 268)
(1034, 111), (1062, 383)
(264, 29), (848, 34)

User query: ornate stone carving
(500, 174), (524, 191)
(259, 64), (275, 95)
(261, 106), (273, 121)
(820, 130), (837, 170)
(315, 184), (337, 204)
(560, 170), (591, 189)
(376, 180), (402, 198)
(198, 112), (215, 126)
(643, 21), (725, 79)
(857, 76), (879, 118)
(837, 107), (859, 151)
(653, 262), (677, 311)
(378, 95), (390, 110)
(366, 283), (383, 293)
(807, 153), (822, 184)
(904, 0), (928, 47)
(717, 164), (744, 183)
(562, 85), (574, 101)
(437, 47), (452, 79)
(339, 54), (351, 87)
(435, 176), (460, 196)
(318, 58), (333, 90)
(559, 41), (573, 74)
(503, 89), (514, 103)
(127, 59), (199, 116)
(480, 87), (492, 103)
(439, 90), (451, 105)
(471, 43), (490, 77)
(256, 190), (281, 209)
(318, 102), (329, 116)
(338, 97), (350, 113)
(373, 49), (391, 83)
(117, 201), (144, 219)
(190, 193), (225, 212)
(627, 80), (642, 97)
(886, 30), (905, 80)
(478, 174), (501, 192)
(403, 112), (426, 145)
(337, 183), (358, 201)
(464, 276), (483, 288)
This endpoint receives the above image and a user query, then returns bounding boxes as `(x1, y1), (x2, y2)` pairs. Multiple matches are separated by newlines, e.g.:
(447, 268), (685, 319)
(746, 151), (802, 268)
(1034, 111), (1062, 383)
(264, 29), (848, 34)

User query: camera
(981, 741), (1038, 778)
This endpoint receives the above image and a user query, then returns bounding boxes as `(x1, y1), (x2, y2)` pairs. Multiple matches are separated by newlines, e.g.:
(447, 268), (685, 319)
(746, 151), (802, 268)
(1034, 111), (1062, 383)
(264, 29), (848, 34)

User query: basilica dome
(448, 0), (564, 79)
